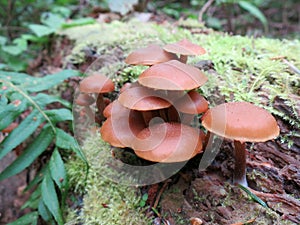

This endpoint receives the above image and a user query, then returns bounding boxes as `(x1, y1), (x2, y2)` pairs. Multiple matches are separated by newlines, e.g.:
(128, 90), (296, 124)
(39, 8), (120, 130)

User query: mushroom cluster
(100, 39), (208, 163)
(80, 39), (280, 186)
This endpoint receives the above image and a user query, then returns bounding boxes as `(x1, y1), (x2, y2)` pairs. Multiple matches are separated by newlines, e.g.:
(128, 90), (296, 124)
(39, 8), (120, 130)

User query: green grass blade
(0, 126), (54, 181)
(238, 1), (268, 31)
(0, 109), (45, 160)
(42, 169), (64, 225)
(238, 184), (268, 208)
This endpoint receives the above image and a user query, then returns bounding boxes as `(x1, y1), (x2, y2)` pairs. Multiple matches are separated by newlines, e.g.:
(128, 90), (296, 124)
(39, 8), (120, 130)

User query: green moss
(63, 18), (299, 224)
(65, 132), (152, 225)
(62, 20), (299, 131)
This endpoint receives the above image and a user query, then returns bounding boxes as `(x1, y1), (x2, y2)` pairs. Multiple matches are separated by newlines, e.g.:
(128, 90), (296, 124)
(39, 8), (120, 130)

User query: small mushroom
(173, 90), (209, 124)
(138, 60), (208, 91)
(79, 73), (115, 120)
(125, 44), (178, 66)
(163, 39), (206, 63)
(132, 122), (203, 163)
(75, 93), (100, 124)
(100, 100), (145, 147)
(201, 102), (280, 186)
(118, 84), (171, 124)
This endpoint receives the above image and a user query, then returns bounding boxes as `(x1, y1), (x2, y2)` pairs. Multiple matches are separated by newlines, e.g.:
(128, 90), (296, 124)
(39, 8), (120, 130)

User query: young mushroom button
(75, 93), (100, 123)
(118, 84), (172, 125)
(79, 74), (115, 120)
(201, 102), (280, 186)
(125, 44), (178, 66)
(163, 39), (206, 63)
(100, 100), (146, 148)
(173, 90), (209, 124)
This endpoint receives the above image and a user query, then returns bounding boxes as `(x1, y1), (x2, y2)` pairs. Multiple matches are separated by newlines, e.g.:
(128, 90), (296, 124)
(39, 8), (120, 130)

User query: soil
(0, 151), (31, 224)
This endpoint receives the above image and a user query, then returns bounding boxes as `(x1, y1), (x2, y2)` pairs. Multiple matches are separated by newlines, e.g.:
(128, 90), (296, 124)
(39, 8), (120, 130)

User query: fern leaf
(49, 148), (68, 190)
(32, 93), (71, 108)
(45, 108), (73, 123)
(38, 199), (55, 224)
(0, 109), (45, 160)
(24, 70), (81, 92)
(55, 128), (87, 162)
(42, 169), (64, 225)
(6, 211), (38, 225)
(0, 96), (27, 130)
(0, 126), (54, 181)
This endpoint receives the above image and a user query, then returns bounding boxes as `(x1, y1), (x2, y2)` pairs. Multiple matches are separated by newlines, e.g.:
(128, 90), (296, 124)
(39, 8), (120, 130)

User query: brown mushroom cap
(125, 44), (178, 66)
(174, 90), (208, 114)
(118, 85), (171, 111)
(75, 93), (95, 106)
(201, 102), (280, 142)
(138, 60), (208, 91)
(103, 100), (118, 118)
(100, 101), (145, 147)
(163, 39), (206, 56)
(132, 122), (203, 162)
(79, 74), (115, 93)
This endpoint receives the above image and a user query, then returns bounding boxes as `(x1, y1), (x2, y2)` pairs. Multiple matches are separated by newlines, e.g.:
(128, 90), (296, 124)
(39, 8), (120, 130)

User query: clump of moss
(65, 132), (151, 225)
(63, 18), (299, 223)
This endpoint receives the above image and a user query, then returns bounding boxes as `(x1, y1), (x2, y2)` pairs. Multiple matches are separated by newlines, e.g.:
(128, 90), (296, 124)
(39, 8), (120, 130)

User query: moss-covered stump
(66, 132), (151, 225)
(62, 18), (299, 224)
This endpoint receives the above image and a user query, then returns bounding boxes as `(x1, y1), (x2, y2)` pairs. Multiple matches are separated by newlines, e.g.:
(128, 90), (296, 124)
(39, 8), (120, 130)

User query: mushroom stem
(84, 106), (101, 124)
(180, 113), (194, 125)
(233, 140), (248, 187)
(159, 109), (168, 122)
(141, 111), (153, 126)
(180, 55), (188, 63)
(203, 130), (211, 150)
(96, 94), (105, 120)
(167, 106), (180, 122)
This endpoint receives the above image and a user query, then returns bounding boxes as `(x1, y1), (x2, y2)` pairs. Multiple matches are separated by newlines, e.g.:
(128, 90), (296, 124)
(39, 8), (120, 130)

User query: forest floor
(0, 12), (299, 225)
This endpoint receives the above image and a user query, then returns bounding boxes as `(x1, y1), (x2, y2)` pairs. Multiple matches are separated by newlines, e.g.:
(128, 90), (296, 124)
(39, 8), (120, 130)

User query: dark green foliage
(0, 1), (95, 71)
(0, 69), (88, 225)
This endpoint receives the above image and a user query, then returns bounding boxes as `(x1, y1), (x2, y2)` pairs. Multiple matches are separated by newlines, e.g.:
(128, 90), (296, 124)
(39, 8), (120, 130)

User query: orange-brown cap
(103, 100), (119, 118)
(174, 90), (208, 114)
(132, 122), (203, 162)
(75, 93), (95, 106)
(79, 74), (115, 93)
(125, 44), (178, 66)
(138, 60), (208, 91)
(201, 102), (280, 142)
(100, 101), (145, 147)
(118, 85), (171, 111)
(163, 39), (206, 56)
